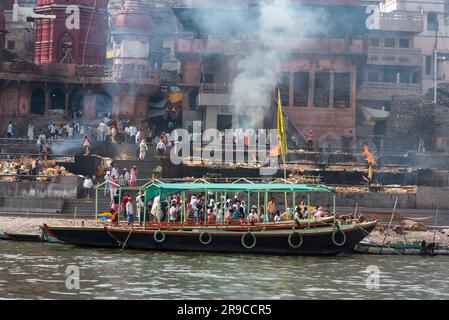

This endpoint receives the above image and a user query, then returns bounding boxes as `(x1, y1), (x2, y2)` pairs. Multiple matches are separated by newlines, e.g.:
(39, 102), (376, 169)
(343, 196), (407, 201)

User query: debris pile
(385, 86), (443, 150)
(0, 158), (74, 182)
(335, 185), (417, 194)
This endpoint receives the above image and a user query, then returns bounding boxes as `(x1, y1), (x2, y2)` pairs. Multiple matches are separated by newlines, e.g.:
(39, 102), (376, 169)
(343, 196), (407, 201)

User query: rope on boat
(241, 232), (256, 249)
(355, 224), (402, 256)
(331, 225), (347, 246)
(154, 230), (166, 243)
(104, 226), (123, 247)
(121, 227), (134, 251)
(199, 231), (212, 245)
(288, 232), (303, 248)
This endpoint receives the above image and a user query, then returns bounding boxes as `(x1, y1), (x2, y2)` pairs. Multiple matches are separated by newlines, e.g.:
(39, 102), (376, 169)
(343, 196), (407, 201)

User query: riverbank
(0, 217), (101, 235)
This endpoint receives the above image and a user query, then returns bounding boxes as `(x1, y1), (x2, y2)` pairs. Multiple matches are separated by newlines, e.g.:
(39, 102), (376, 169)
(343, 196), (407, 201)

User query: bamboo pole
(95, 188), (98, 221)
(73, 206), (77, 225)
(143, 189), (147, 231)
(382, 196), (398, 246)
(433, 207), (439, 243)
(264, 191), (268, 223)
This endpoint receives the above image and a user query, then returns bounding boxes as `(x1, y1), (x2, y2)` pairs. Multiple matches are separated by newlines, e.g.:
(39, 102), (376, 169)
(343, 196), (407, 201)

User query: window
(7, 41), (15, 50)
(202, 73), (214, 83)
(383, 69), (397, 83)
(368, 71), (379, 82)
(384, 38), (395, 48)
(428, 12), (437, 31)
(217, 115), (232, 131)
(426, 55), (432, 75)
(369, 38), (379, 47)
(399, 39), (410, 48)
(399, 72), (410, 84)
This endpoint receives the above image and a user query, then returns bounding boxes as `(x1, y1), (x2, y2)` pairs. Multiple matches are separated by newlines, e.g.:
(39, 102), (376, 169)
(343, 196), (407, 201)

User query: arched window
(96, 92), (112, 117)
(50, 88), (65, 110)
(31, 88), (45, 115)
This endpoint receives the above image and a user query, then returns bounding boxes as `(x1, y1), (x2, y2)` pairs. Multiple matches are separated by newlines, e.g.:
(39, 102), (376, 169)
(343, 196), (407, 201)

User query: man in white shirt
(98, 121), (107, 141)
(83, 176), (93, 200)
(139, 139), (148, 160)
(126, 198), (134, 225)
(124, 126), (130, 144)
(156, 140), (166, 159)
(6, 122), (13, 138)
(129, 125), (137, 143)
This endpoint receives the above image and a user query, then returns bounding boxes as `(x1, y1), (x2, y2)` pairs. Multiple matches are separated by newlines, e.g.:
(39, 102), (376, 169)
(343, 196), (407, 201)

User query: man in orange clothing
(268, 197), (277, 222)
(307, 130), (314, 150)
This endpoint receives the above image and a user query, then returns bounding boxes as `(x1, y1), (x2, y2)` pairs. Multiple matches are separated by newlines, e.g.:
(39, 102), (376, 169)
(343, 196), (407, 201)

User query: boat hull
(44, 222), (377, 255)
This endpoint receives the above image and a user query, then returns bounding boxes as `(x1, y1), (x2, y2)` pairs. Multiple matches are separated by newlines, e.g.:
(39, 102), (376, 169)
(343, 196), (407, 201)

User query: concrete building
(173, 0), (367, 146)
(357, 1), (424, 136)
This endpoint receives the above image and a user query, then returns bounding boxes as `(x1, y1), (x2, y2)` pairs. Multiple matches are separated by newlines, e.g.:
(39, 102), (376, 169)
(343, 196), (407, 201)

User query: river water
(1, 241), (448, 300)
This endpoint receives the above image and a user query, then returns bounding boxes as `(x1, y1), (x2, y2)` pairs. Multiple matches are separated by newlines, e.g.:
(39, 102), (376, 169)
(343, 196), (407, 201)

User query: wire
(82, 0), (98, 65)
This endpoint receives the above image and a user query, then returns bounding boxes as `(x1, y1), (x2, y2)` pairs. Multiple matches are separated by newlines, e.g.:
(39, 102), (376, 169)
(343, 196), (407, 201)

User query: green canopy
(145, 182), (335, 200)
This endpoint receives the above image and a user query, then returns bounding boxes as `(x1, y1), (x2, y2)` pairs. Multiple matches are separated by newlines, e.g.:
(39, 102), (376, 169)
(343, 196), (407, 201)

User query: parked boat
(354, 239), (449, 255)
(43, 221), (377, 255)
(361, 210), (433, 223)
(42, 182), (377, 255)
(2, 233), (41, 242)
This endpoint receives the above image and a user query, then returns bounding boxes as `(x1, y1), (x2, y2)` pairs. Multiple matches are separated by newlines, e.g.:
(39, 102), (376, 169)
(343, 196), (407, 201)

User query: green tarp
(145, 183), (335, 200)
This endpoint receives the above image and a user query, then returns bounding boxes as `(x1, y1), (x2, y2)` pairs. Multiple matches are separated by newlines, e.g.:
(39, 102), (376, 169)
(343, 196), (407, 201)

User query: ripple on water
(2, 242), (449, 299)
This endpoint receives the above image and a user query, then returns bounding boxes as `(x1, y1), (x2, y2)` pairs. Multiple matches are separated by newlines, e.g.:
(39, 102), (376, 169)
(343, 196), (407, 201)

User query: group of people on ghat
(105, 190), (334, 226)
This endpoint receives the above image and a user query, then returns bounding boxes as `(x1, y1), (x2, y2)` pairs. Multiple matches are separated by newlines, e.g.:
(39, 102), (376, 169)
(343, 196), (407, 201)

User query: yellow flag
(277, 88), (288, 162)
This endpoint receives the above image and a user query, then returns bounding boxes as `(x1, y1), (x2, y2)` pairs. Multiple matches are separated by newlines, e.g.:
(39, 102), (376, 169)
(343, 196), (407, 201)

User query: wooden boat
(360, 209), (433, 223)
(95, 216), (336, 232)
(42, 182), (377, 255)
(43, 220), (377, 255)
(2, 232), (41, 242)
(353, 240), (449, 255)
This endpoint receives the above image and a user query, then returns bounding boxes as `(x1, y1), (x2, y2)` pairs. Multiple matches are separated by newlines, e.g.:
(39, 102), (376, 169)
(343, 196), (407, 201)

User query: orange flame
(363, 145), (377, 166)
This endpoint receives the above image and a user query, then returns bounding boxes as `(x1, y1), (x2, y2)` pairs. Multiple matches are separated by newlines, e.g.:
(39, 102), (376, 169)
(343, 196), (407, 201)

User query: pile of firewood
(385, 86), (446, 150)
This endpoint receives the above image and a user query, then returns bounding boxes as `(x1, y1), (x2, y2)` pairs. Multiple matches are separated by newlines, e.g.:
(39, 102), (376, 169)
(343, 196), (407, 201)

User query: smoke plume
(228, 0), (325, 129)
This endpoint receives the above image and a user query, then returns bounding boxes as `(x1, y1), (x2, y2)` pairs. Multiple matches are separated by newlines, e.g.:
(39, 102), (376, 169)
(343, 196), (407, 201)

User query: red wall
(35, 1), (108, 65)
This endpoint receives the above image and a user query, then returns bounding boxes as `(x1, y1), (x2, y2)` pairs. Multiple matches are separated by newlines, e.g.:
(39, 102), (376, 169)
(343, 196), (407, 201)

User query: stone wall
(0, 176), (81, 198)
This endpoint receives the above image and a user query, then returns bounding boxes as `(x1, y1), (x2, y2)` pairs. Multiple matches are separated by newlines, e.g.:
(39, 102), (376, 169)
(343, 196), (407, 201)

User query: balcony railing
(175, 36), (366, 56)
(379, 11), (423, 33)
(358, 81), (422, 100)
(199, 83), (230, 94)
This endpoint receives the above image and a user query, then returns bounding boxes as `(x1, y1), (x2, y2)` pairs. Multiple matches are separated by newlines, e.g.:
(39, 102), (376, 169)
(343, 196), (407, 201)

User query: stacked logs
(384, 86), (446, 150)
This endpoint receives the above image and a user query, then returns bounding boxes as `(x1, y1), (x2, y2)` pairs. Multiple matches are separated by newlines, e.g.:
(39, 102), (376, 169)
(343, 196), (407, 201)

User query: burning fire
(363, 145), (377, 166)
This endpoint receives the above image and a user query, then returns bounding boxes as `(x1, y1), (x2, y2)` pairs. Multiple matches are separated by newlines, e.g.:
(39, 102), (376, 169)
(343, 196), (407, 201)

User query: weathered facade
(174, 1), (367, 146)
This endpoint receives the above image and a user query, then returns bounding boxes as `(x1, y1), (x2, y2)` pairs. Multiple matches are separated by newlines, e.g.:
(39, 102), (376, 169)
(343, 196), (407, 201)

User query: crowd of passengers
(110, 191), (333, 225)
